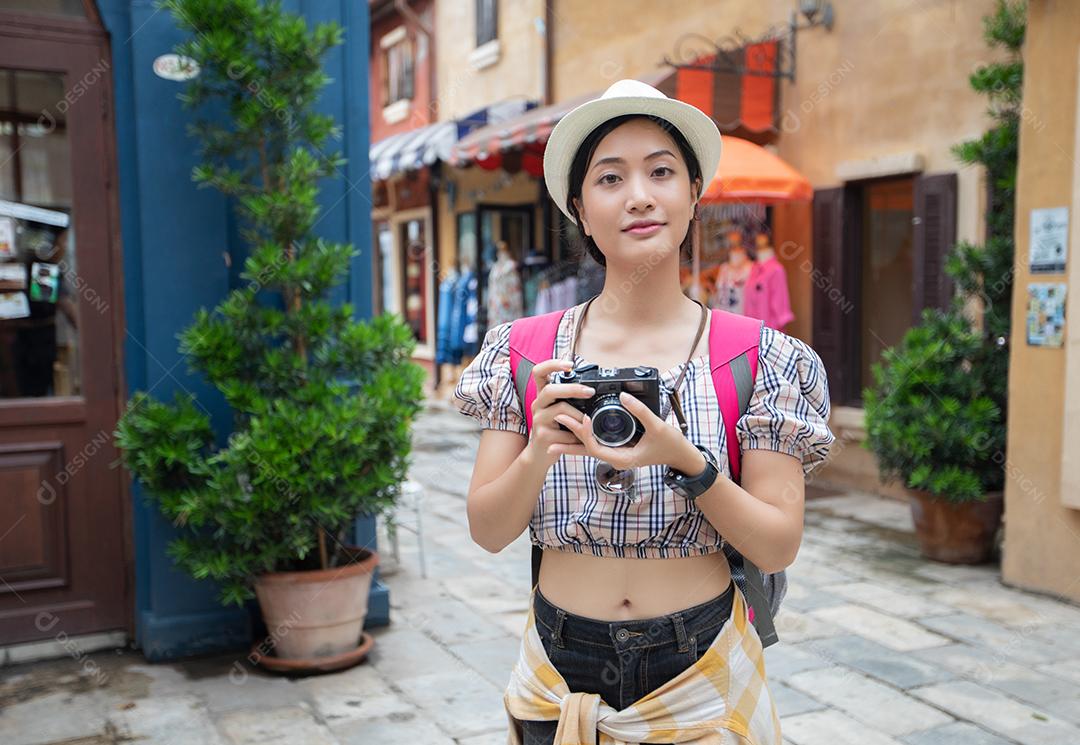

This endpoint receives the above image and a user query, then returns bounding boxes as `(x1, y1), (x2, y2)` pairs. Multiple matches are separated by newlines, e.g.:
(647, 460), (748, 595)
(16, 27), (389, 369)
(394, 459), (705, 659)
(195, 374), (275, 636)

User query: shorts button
(615, 628), (629, 642)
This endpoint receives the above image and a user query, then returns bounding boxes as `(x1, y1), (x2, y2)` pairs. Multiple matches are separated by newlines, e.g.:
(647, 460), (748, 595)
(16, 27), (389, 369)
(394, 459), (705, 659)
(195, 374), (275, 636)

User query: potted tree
(862, 0), (1023, 564)
(863, 310), (1007, 563)
(113, 0), (425, 671)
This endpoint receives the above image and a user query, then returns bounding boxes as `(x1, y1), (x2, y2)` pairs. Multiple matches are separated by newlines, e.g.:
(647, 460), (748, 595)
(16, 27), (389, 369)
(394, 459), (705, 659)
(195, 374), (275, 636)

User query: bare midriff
(537, 548), (732, 620)
(540, 301), (732, 619)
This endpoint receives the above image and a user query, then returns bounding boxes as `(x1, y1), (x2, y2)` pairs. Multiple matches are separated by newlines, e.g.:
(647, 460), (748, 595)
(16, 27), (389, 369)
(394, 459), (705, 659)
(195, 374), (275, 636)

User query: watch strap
(665, 444), (718, 499)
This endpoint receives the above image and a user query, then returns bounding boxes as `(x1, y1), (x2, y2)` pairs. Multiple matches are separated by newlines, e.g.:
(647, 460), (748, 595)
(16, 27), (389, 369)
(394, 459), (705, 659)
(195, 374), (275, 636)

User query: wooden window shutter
(912, 172), (958, 323)
(812, 186), (857, 406)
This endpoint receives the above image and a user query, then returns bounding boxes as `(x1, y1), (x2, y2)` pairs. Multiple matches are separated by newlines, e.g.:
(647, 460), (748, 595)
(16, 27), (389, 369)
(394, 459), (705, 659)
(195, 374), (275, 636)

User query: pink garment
(743, 256), (795, 330)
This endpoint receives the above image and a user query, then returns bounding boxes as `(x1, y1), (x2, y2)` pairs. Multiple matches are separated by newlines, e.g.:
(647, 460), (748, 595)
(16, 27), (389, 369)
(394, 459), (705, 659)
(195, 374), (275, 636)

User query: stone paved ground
(3, 400), (1080, 744)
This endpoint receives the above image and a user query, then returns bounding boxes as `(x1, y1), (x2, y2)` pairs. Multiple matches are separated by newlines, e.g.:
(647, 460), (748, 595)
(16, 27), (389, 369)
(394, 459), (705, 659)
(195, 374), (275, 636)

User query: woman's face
(572, 117), (700, 267)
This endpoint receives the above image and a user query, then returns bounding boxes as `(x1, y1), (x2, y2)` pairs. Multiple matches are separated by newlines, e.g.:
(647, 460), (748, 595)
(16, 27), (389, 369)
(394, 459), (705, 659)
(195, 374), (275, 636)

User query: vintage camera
(553, 363), (663, 447)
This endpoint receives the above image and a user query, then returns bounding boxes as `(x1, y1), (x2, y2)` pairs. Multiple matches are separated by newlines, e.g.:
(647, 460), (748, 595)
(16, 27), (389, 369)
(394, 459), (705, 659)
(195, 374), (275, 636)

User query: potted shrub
(113, 0), (425, 671)
(863, 0), (1023, 564)
(862, 310), (1006, 563)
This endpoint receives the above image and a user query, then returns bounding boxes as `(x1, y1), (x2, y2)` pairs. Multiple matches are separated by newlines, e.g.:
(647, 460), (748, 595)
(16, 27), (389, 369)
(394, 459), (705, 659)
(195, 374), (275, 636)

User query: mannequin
(709, 230), (753, 314)
(754, 232), (775, 263)
(743, 230), (795, 331)
(486, 239), (524, 327)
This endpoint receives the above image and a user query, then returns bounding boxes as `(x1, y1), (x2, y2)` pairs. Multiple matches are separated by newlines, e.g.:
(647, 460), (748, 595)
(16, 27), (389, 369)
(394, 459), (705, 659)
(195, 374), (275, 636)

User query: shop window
(474, 205), (531, 331)
(0, 69), (80, 399)
(812, 173), (957, 407)
(690, 203), (770, 307)
(372, 219), (394, 316)
(457, 212), (478, 273)
(399, 218), (428, 344)
(501, 212), (528, 262)
(475, 0), (497, 47)
(383, 36), (414, 105)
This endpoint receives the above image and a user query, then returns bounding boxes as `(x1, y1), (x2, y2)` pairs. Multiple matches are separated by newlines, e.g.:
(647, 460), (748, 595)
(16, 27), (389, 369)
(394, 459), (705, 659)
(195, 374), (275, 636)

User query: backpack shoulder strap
(708, 308), (763, 484)
(508, 309), (567, 435)
(508, 310), (567, 593)
(709, 309), (780, 647)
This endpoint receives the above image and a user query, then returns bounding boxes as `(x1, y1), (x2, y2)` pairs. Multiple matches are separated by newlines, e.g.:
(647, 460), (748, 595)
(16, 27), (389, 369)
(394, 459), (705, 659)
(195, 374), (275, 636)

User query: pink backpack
(508, 304), (783, 648)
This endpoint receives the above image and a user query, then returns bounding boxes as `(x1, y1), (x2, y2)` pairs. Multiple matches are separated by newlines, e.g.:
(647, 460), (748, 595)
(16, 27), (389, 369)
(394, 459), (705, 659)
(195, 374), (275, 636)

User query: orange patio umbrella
(701, 136), (812, 204)
(688, 137), (811, 305)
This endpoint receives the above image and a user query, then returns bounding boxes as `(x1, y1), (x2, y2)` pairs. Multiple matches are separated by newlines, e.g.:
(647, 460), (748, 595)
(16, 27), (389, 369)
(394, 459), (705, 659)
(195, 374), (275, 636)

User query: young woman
(453, 80), (834, 744)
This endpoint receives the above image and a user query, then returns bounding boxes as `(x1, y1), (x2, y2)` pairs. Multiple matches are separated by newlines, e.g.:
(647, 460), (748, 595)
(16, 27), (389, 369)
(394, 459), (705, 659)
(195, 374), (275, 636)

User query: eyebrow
(590, 149), (677, 173)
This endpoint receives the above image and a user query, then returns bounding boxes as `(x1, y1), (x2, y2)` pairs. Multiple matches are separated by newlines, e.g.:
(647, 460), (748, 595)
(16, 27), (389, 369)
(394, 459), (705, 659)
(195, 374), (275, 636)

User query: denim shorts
(520, 580), (736, 745)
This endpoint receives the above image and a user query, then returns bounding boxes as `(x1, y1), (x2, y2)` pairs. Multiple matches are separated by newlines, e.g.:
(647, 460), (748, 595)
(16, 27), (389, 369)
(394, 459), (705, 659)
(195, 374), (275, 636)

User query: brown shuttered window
(812, 173), (958, 409)
(912, 172), (958, 322)
(811, 186), (857, 406)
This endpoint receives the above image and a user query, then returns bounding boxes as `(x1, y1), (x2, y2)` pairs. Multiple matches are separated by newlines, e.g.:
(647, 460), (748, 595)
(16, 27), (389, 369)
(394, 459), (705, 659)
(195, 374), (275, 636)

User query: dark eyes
(597, 166), (674, 185)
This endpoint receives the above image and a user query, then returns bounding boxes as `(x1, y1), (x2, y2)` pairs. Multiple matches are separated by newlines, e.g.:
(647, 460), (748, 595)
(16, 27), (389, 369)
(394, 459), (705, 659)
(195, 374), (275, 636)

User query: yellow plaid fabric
(504, 583), (782, 745)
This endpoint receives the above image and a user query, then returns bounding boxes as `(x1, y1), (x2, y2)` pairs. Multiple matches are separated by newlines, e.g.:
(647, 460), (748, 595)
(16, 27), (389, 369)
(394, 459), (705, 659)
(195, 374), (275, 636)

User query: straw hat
(543, 78), (722, 224)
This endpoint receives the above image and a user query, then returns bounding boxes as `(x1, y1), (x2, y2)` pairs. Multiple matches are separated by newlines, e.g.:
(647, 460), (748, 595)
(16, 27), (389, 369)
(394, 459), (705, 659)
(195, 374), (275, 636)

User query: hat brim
(543, 95), (722, 224)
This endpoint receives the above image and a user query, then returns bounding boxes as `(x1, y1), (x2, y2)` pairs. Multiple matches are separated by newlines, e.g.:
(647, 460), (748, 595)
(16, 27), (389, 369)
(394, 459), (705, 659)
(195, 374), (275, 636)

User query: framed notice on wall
(1026, 282), (1067, 347)
(1029, 207), (1068, 273)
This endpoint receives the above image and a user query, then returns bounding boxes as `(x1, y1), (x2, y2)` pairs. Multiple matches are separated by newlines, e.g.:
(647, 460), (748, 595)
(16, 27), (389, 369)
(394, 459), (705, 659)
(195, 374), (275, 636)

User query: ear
(572, 196), (591, 236)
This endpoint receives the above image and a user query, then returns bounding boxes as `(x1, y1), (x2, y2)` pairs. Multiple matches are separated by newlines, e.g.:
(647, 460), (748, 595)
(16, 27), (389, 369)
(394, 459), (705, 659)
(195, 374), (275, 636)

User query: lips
(623, 221), (665, 235)
(623, 220), (665, 233)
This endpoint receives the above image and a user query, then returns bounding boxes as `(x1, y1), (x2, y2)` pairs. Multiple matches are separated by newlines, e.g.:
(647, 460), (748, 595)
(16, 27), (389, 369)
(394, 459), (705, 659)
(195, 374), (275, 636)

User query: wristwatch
(664, 443), (720, 501)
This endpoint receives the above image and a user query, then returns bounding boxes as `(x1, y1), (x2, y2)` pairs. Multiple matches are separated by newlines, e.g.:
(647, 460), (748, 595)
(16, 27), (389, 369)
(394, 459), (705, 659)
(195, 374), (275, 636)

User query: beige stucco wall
(434, 0), (546, 120)
(1003, 0), (1080, 602)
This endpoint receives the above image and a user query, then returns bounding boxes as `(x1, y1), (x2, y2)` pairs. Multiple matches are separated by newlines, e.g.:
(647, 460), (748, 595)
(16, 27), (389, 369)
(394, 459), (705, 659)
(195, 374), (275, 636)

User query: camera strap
(568, 293), (709, 437)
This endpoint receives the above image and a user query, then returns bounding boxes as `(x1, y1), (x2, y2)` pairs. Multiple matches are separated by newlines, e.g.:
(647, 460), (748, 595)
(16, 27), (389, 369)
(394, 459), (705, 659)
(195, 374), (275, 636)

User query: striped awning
(369, 121), (457, 181)
(450, 69), (674, 168)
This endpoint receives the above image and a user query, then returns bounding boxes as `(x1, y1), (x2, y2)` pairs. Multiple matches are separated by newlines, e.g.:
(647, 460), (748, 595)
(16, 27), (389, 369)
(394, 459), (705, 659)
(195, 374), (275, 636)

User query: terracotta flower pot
(253, 545), (379, 660)
(908, 490), (1004, 564)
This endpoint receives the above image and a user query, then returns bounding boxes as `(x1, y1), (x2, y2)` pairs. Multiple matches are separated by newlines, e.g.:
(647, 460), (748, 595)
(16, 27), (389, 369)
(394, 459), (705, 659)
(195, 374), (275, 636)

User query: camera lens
(599, 413), (622, 432)
(591, 401), (636, 447)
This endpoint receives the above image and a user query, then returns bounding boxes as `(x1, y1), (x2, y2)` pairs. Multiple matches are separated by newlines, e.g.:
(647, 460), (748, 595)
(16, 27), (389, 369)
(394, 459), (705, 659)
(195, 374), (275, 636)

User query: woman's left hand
(547, 392), (703, 472)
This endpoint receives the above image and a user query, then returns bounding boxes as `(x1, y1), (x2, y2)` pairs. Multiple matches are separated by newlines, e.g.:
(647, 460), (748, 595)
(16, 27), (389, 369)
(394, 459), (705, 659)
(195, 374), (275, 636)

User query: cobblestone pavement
(3, 400), (1080, 744)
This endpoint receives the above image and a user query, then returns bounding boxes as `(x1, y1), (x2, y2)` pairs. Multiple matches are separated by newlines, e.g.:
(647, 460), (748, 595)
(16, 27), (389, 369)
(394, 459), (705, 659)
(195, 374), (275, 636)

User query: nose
(624, 172), (654, 213)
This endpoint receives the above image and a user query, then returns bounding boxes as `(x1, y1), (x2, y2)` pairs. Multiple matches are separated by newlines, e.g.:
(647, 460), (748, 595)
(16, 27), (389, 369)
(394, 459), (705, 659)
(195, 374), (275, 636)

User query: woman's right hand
(525, 359), (595, 467)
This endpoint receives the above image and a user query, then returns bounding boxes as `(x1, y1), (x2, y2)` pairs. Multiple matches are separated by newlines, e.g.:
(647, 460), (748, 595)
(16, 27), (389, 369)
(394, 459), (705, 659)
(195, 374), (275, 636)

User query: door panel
(811, 187), (848, 405)
(913, 172), (958, 321)
(0, 21), (129, 645)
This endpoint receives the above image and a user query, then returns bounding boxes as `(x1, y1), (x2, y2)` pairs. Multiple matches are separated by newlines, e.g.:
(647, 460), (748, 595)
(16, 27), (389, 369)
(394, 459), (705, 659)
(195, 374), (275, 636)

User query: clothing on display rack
(447, 268), (475, 361)
(436, 268), (460, 365)
(744, 254), (795, 330)
(462, 270), (479, 356)
(486, 255), (524, 328)
(692, 203), (770, 308)
(521, 250), (550, 317)
(532, 263), (578, 315)
(523, 269), (545, 317)
(709, 261), (751, 314)
(575, 252), (605, 304)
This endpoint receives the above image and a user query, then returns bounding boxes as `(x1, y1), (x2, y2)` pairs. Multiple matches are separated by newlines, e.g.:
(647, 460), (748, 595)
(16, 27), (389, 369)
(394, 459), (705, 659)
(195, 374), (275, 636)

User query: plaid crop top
(452, 300), (836, 559)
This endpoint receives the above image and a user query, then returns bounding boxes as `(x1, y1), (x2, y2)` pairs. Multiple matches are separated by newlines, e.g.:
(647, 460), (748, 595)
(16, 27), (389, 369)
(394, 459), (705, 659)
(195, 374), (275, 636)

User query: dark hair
(564, 114), (702, 267)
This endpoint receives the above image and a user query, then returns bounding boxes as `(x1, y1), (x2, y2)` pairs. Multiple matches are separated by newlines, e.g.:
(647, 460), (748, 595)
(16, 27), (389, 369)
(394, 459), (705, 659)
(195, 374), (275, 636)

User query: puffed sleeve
(451, 321), (528, 437)
(736, 326), (835, 475)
